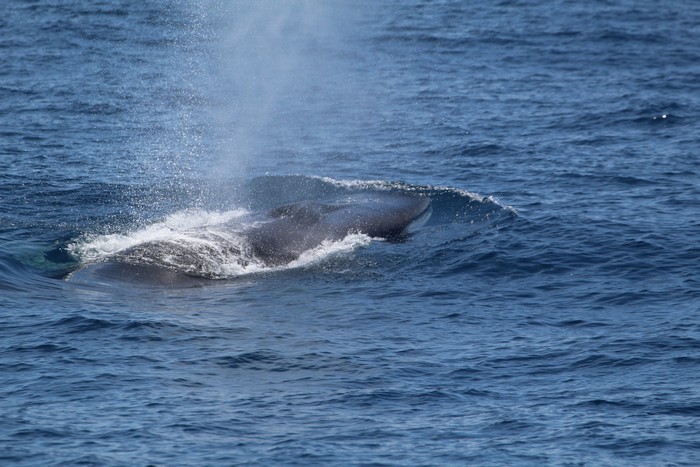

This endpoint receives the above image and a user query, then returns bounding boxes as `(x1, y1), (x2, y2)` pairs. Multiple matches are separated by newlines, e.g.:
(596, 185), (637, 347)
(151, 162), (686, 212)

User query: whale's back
(68, 193), (432, 283)
(248, 193), (431, 265)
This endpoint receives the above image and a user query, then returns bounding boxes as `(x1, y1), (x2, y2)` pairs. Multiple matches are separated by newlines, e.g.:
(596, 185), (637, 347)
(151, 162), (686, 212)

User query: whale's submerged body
(68, 193), (431, 285)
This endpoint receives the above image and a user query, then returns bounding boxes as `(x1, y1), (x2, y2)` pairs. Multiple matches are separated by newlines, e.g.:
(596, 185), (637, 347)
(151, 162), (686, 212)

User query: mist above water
(167, 1), (370, 182)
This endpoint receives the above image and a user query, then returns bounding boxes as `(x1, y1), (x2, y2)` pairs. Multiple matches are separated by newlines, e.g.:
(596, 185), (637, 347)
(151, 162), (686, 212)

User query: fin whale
(67, 193), (431, 285)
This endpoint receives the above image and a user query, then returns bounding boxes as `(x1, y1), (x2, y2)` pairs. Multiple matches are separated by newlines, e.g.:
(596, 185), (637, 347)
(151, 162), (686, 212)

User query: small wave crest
(313, 175), (516, 213)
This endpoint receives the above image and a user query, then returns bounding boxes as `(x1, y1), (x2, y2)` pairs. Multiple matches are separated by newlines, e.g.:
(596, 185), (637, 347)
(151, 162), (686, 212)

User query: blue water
(2, 0), (700, 464)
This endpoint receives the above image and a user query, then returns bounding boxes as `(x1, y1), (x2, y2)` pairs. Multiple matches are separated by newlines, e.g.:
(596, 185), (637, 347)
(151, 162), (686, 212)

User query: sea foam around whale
(68, 207), (372, 279)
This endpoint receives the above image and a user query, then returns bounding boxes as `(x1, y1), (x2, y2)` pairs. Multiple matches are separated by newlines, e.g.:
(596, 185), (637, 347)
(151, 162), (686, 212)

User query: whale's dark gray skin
(67, 193), (431, 286)
(68, 261), (215, 287)
(247, 193), (431, 265)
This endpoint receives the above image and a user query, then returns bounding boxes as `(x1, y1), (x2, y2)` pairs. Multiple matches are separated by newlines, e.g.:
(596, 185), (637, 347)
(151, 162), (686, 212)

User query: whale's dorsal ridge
(268, 201), (342, 225)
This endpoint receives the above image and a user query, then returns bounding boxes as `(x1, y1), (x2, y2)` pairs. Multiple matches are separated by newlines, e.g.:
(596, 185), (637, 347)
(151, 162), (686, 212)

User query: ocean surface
(2, 0), (700, 464)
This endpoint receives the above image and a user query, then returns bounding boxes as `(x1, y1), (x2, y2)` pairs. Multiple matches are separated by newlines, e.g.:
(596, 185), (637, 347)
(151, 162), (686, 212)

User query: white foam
(483, 195), (517, 214)
(289, 233), (372, 268)
(68, 208), (249, 262)
(68, 208), (372, 279)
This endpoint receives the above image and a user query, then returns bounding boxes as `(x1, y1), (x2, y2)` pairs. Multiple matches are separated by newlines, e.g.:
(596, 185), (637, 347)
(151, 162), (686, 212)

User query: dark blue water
(2, 0), (700, 464)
